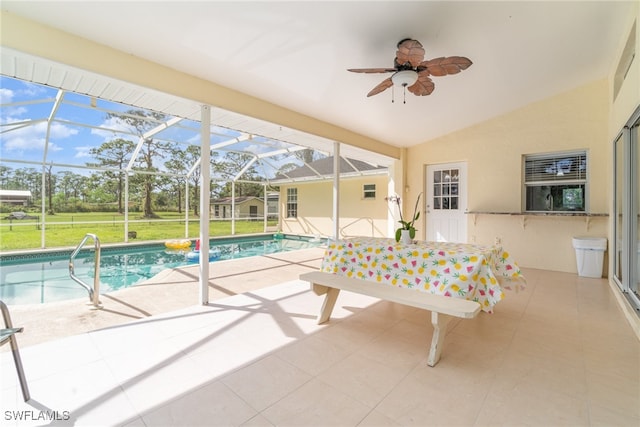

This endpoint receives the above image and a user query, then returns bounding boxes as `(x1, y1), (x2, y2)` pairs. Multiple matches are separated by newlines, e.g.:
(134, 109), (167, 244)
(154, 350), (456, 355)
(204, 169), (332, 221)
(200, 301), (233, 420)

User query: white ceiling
(1, 1), (634, 148)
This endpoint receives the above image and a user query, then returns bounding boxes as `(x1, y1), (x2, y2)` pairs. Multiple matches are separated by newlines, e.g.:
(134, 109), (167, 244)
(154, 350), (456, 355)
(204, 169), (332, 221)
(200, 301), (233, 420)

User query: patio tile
(260, 378), (372, 426)
(1, 258), (638, 427)
(221, 354), (312, 411)
(140, 380), (257, 426)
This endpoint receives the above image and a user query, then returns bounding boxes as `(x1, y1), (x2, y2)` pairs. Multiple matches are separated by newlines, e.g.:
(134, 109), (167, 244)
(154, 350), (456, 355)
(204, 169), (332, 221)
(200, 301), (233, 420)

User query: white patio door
(425, 162), (467, 242)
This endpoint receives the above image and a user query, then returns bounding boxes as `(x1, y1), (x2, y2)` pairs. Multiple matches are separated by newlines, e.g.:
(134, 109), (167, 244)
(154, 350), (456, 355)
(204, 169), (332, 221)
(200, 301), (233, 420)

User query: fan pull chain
(391, 86), (409, 104)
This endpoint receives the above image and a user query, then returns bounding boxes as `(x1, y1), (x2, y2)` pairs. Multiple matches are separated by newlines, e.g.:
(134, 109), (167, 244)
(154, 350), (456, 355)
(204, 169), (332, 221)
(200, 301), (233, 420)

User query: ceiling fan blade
(348, 68), (396, 74)
(408, 73), (435, 96)
(367, 77), (393, 97)
(420, 56), (473, 76)
(395, 39), (425, 68)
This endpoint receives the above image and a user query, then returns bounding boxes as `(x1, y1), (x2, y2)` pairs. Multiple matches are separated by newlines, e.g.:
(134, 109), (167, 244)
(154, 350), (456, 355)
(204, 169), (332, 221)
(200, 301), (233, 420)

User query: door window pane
(432, 168), (460, 211)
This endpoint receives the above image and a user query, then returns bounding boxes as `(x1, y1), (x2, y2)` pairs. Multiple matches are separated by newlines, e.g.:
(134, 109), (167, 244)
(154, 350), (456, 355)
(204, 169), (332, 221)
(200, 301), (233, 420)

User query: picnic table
(3, 212), (38, 220)
(319, 237), (526, 312)
(302, 237), (526, 366)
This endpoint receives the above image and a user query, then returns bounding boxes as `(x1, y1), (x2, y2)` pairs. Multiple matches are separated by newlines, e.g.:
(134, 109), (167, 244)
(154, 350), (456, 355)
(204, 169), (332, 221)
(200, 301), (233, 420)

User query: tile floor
(1, 261), (639, 426)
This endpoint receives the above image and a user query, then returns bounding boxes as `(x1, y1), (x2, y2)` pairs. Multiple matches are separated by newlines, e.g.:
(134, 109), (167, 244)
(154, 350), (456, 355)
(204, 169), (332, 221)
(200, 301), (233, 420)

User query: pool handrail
(1, 300), (30, 401)
(69, 233), (102, 309)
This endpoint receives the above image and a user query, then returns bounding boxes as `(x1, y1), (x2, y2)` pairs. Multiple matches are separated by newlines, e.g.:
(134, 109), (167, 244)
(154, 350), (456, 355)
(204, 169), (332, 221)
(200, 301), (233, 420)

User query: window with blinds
(524, 151), (587, 212)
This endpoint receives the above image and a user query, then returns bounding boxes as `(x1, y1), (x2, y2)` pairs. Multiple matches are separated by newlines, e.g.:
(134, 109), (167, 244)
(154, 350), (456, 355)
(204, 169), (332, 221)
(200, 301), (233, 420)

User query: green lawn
(0, 211), (278, 251)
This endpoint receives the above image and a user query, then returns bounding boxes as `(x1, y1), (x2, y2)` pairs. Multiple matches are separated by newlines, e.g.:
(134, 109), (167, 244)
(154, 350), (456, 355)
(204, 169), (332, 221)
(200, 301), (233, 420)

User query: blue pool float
(185, 249), (221, 262)
(186, 239), (221, 262)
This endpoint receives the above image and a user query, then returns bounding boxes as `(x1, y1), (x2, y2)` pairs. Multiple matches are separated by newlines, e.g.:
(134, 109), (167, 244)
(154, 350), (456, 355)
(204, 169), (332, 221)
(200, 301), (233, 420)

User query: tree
(23, 168), (42, 201)
(295, 148), (317, 164)
(56, 171), (85, 210)
(89, 138), (135, 214)
(0, 166), (11, 188)
(84, 174), (111, 204)
(165, 144), (201, 215)
(214, 152), (264, 198)
(0, 167), (44, 206)
(276, 148), (320, 177)
(45, 164), (55, 215)
(106, 110), (172, 218)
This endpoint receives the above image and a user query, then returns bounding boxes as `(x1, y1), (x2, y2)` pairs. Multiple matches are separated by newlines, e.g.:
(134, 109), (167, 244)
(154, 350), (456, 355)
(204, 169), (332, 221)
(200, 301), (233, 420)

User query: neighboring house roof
(272, 156), (387, 183)
(211, 196), (263, 205)
(0, 190), (32, 197)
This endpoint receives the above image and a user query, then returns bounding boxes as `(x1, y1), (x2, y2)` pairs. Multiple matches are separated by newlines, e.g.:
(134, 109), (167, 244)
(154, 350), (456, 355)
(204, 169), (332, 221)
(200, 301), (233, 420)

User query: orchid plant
(388, 192), (422, 242)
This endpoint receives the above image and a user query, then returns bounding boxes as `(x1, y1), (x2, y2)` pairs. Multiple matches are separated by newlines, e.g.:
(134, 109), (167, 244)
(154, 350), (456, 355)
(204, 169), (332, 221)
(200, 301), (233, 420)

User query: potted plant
(388, 192), (422, 244)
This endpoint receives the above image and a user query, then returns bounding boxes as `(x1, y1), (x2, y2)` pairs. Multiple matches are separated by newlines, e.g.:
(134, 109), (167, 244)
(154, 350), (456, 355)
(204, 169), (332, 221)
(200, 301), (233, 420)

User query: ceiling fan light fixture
(392, 70), (418, 87)
(348, 38), (472, 100)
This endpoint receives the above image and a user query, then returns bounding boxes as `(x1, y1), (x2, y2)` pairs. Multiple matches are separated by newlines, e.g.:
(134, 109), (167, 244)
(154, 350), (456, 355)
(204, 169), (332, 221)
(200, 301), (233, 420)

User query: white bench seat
(300, 271), (481, 366)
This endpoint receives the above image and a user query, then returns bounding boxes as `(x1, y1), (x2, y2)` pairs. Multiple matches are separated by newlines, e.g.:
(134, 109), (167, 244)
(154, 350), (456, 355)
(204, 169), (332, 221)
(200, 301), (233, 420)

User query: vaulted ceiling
(0, 1), (634, 152)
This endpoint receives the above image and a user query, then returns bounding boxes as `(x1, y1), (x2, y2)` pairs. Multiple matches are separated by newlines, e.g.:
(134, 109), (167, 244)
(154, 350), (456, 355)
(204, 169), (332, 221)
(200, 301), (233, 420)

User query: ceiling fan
(348, 38), (472, 102)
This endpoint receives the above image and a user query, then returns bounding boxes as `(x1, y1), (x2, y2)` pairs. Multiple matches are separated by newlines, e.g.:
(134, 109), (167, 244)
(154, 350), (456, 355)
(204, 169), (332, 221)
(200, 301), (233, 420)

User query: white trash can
(572, 237), (607, 278)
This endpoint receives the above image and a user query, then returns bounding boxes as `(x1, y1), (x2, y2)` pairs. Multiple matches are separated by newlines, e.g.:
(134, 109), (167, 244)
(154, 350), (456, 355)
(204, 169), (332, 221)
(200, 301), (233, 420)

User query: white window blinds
(524, 151), (587, 184)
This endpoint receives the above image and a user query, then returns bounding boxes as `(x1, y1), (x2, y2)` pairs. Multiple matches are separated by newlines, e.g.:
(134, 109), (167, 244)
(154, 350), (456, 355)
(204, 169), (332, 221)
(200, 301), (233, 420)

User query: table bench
(300, 271), (481, 367)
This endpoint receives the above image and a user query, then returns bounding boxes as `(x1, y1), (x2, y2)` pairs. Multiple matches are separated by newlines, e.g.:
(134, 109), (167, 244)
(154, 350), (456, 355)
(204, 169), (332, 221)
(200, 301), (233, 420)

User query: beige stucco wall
(280, 175), (389, 238)
(405, 80), (610, 273)
(610, 5), (639, 264)
(610, 3), (639, 137)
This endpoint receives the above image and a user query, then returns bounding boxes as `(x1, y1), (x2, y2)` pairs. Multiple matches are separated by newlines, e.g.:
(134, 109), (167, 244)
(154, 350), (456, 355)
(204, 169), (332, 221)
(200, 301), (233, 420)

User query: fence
(0, 214), (279, 251)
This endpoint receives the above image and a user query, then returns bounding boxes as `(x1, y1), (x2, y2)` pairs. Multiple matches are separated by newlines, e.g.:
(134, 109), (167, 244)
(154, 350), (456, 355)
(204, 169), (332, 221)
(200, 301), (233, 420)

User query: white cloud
(5, 106), (28, 117)
(186, 134), (200, 145)
(74, 145), (94, 158)
(244, 143), (271, 155)
(49, 122), (79, 139)
(0, 118), (73, 155)
(0, 88), (14, 104)
(2, 135), (42, 152)
(90, 116), (137, 142)
(20, 82), (49, 98)
(0, 88), (30, 119)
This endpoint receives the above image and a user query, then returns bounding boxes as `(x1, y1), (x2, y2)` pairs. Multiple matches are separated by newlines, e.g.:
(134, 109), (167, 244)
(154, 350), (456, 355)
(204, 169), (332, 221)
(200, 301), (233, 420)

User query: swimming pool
(0, 235), (323, 305)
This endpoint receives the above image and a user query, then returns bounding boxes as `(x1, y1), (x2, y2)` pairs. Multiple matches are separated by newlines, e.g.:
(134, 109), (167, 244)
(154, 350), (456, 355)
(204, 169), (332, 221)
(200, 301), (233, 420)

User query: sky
(0, 75), (311, 179)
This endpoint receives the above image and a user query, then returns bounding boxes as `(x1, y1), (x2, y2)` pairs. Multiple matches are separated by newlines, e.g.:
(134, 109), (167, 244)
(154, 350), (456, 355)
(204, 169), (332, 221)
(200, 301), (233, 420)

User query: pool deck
(5, 247), (326, 349)
(2, 249), (639, 426)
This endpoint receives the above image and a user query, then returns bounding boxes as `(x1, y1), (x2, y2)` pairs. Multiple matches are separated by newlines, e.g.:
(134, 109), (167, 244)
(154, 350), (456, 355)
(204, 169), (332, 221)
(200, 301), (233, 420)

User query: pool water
(0, 236), (322, 305)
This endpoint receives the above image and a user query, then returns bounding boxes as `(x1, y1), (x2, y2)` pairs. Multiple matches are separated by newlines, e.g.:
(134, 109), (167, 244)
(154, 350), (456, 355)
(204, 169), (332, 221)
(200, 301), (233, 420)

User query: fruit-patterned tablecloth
(320, 237), (526, 312)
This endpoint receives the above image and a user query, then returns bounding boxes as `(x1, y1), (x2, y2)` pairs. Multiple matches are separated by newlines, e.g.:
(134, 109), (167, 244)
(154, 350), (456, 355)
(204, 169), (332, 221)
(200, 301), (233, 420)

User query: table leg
(317, 287), (341, 324)
(427, 311), (453, 367)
